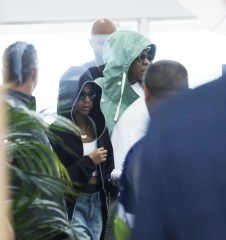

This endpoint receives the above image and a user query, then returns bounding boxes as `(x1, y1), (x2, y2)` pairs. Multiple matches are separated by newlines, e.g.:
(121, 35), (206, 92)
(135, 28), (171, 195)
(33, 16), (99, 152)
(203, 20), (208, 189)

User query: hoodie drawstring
(114, 72), (126, 122)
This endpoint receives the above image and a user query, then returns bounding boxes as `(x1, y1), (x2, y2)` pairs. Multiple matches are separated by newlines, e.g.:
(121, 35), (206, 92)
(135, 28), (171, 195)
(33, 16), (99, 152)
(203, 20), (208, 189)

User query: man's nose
(144, 57), (150, 64)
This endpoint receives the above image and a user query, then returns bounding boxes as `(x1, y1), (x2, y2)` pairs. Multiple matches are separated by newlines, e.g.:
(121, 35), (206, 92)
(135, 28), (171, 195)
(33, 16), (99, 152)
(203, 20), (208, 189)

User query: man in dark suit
(132, 75), (226, 240)
(114, 60), (189, 240)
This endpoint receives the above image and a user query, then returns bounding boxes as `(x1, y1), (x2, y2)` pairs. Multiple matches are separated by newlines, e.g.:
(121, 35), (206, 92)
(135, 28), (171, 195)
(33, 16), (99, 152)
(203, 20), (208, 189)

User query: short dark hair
(143, 60), (189, 98)
(2, 41), (38, 85)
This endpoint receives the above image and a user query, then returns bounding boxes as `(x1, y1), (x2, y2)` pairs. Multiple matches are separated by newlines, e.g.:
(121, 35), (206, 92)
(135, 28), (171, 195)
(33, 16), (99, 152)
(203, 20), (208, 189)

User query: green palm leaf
(5, 102), (80, 240)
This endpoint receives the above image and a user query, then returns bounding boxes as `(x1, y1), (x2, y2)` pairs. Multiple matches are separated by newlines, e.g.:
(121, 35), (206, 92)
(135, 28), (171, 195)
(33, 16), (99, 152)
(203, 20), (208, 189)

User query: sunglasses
(136, 51), (154, 63)
(78, 91), (96, 101)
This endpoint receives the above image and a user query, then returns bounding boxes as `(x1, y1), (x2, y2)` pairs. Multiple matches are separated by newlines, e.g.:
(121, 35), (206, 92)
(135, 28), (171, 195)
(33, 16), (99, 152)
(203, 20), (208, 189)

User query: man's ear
(143, 83), (154, 109)
(143, 83), (152, 102)
(89, 39), (94, 49)
(89, 38), (92, 46)
(30, 68), (39, 91)
(31, 68), (38, 81)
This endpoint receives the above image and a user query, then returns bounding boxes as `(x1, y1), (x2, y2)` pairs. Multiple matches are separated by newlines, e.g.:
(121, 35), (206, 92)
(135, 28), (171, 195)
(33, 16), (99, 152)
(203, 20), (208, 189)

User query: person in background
(4, 41), (39, 109)
(55, 18), (118, 240)
(95, 30), (156, 239)
(132, 69), (226, 240)
(58, 18), (117, 115)
(99, 30), (156, 181)
(115, 60), (189, 240)
(87, 18), (118, 78)
(50, 77), (117, 240)
(3, 41), (68, 239)
(95, 30), (156, 135)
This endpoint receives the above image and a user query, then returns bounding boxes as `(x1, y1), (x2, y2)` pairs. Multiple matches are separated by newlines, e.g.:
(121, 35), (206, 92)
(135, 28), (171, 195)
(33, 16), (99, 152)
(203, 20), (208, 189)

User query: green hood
(95, 30), (156, 134)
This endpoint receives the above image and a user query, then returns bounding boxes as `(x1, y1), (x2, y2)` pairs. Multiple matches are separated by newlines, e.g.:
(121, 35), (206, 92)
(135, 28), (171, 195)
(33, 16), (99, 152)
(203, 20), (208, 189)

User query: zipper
(99, 164), (111, 240)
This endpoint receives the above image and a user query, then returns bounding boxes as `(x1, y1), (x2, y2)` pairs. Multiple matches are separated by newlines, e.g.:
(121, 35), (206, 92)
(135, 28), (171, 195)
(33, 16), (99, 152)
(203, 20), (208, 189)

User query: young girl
(51, 77), (117, 240)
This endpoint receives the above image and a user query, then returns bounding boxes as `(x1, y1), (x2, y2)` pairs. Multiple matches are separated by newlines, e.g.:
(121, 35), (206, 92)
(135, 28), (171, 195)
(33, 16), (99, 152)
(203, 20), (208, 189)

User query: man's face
(128, 48), (152, 85)
(89, 34), (110, 66)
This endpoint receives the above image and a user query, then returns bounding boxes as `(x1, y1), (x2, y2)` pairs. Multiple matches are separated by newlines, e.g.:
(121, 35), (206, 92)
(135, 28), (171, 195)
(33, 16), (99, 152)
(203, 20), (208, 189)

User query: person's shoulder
(83, 60), (97, 69)
(124, 138), (144, 167)
(191, 74), (226, 101)
(144, 75), (226, 148)
(60, 65), (89, 81)
(94, 76), (105, 86)
(60, 59), (98, 81)
(152, 75), (225, 120)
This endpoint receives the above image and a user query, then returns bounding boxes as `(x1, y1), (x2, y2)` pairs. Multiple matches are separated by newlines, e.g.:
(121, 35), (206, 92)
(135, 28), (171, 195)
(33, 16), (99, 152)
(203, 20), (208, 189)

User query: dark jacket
(6, 89), (64, 190)
(50, 72), (117, 224)
(132, 75), (226, 240)
(7, 89), (58, 173)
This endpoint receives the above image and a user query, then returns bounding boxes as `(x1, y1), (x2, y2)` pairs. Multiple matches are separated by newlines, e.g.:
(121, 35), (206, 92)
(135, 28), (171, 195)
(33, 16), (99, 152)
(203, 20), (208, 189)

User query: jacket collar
(7, 89), (36, 110)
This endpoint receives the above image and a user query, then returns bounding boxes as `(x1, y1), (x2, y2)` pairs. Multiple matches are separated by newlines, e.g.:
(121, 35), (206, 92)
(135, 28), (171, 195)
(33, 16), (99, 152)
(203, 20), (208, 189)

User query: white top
(111, 91), (150, 171)
(83, 140), (97, 156)
(83, 140), (98, 176)
(83, 118), (98, 177)
(130, 82), (143, 96)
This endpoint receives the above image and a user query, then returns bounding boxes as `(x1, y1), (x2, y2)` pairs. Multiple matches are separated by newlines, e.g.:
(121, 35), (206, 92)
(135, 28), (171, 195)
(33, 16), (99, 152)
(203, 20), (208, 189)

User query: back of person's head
(143, 60), (189, 109)
(144, 59), (188, 97)
(2, 41), (38, 86)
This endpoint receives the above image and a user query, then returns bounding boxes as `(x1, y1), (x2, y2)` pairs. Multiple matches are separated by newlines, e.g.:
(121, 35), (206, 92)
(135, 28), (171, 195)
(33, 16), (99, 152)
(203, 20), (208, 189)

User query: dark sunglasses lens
(89, 92), (96, 100)
(148, 51), (154, 61)
(137, 49), (154, 62)
(140, 53), (147, 61)
(78, 92), (85, 100)
(78, 91), (96, 101)
(137, 53), (148, 62)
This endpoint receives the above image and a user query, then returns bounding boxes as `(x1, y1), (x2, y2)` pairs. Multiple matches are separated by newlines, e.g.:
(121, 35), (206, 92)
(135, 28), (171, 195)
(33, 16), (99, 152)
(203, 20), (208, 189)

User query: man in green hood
(95, 30), (156, 134)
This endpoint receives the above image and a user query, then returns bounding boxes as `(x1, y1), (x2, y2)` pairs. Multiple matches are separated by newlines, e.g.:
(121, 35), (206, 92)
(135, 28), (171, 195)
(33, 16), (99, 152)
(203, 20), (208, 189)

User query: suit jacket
(132, 75), (226, 240)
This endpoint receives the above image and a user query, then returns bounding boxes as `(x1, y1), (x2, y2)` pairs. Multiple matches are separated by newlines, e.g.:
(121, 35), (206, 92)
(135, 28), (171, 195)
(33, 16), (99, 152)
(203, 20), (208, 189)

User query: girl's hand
(89, 147), (107, 165)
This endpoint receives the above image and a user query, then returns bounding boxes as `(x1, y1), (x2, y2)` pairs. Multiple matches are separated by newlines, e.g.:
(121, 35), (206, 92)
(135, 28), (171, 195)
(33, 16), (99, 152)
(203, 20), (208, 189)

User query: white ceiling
(176, 0), (226, 35)
(1, 0), (194, 24)
(2, 0), (226, 36)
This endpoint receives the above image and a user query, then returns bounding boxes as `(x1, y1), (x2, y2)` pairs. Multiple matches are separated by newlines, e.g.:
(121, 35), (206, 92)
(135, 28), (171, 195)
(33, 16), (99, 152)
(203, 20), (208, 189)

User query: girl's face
(75, 83), (96, 115)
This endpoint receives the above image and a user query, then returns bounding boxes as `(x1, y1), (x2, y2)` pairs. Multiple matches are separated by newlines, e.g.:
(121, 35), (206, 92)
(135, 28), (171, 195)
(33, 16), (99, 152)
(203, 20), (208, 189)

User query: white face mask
(90, 34), (111, 65)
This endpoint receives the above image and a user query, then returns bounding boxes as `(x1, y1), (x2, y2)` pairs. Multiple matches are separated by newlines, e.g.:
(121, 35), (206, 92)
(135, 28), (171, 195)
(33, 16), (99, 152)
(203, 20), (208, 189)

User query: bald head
(90, 18), (117, 66)
(91, 18), (117, 36)
(143, 60), (189, 108)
